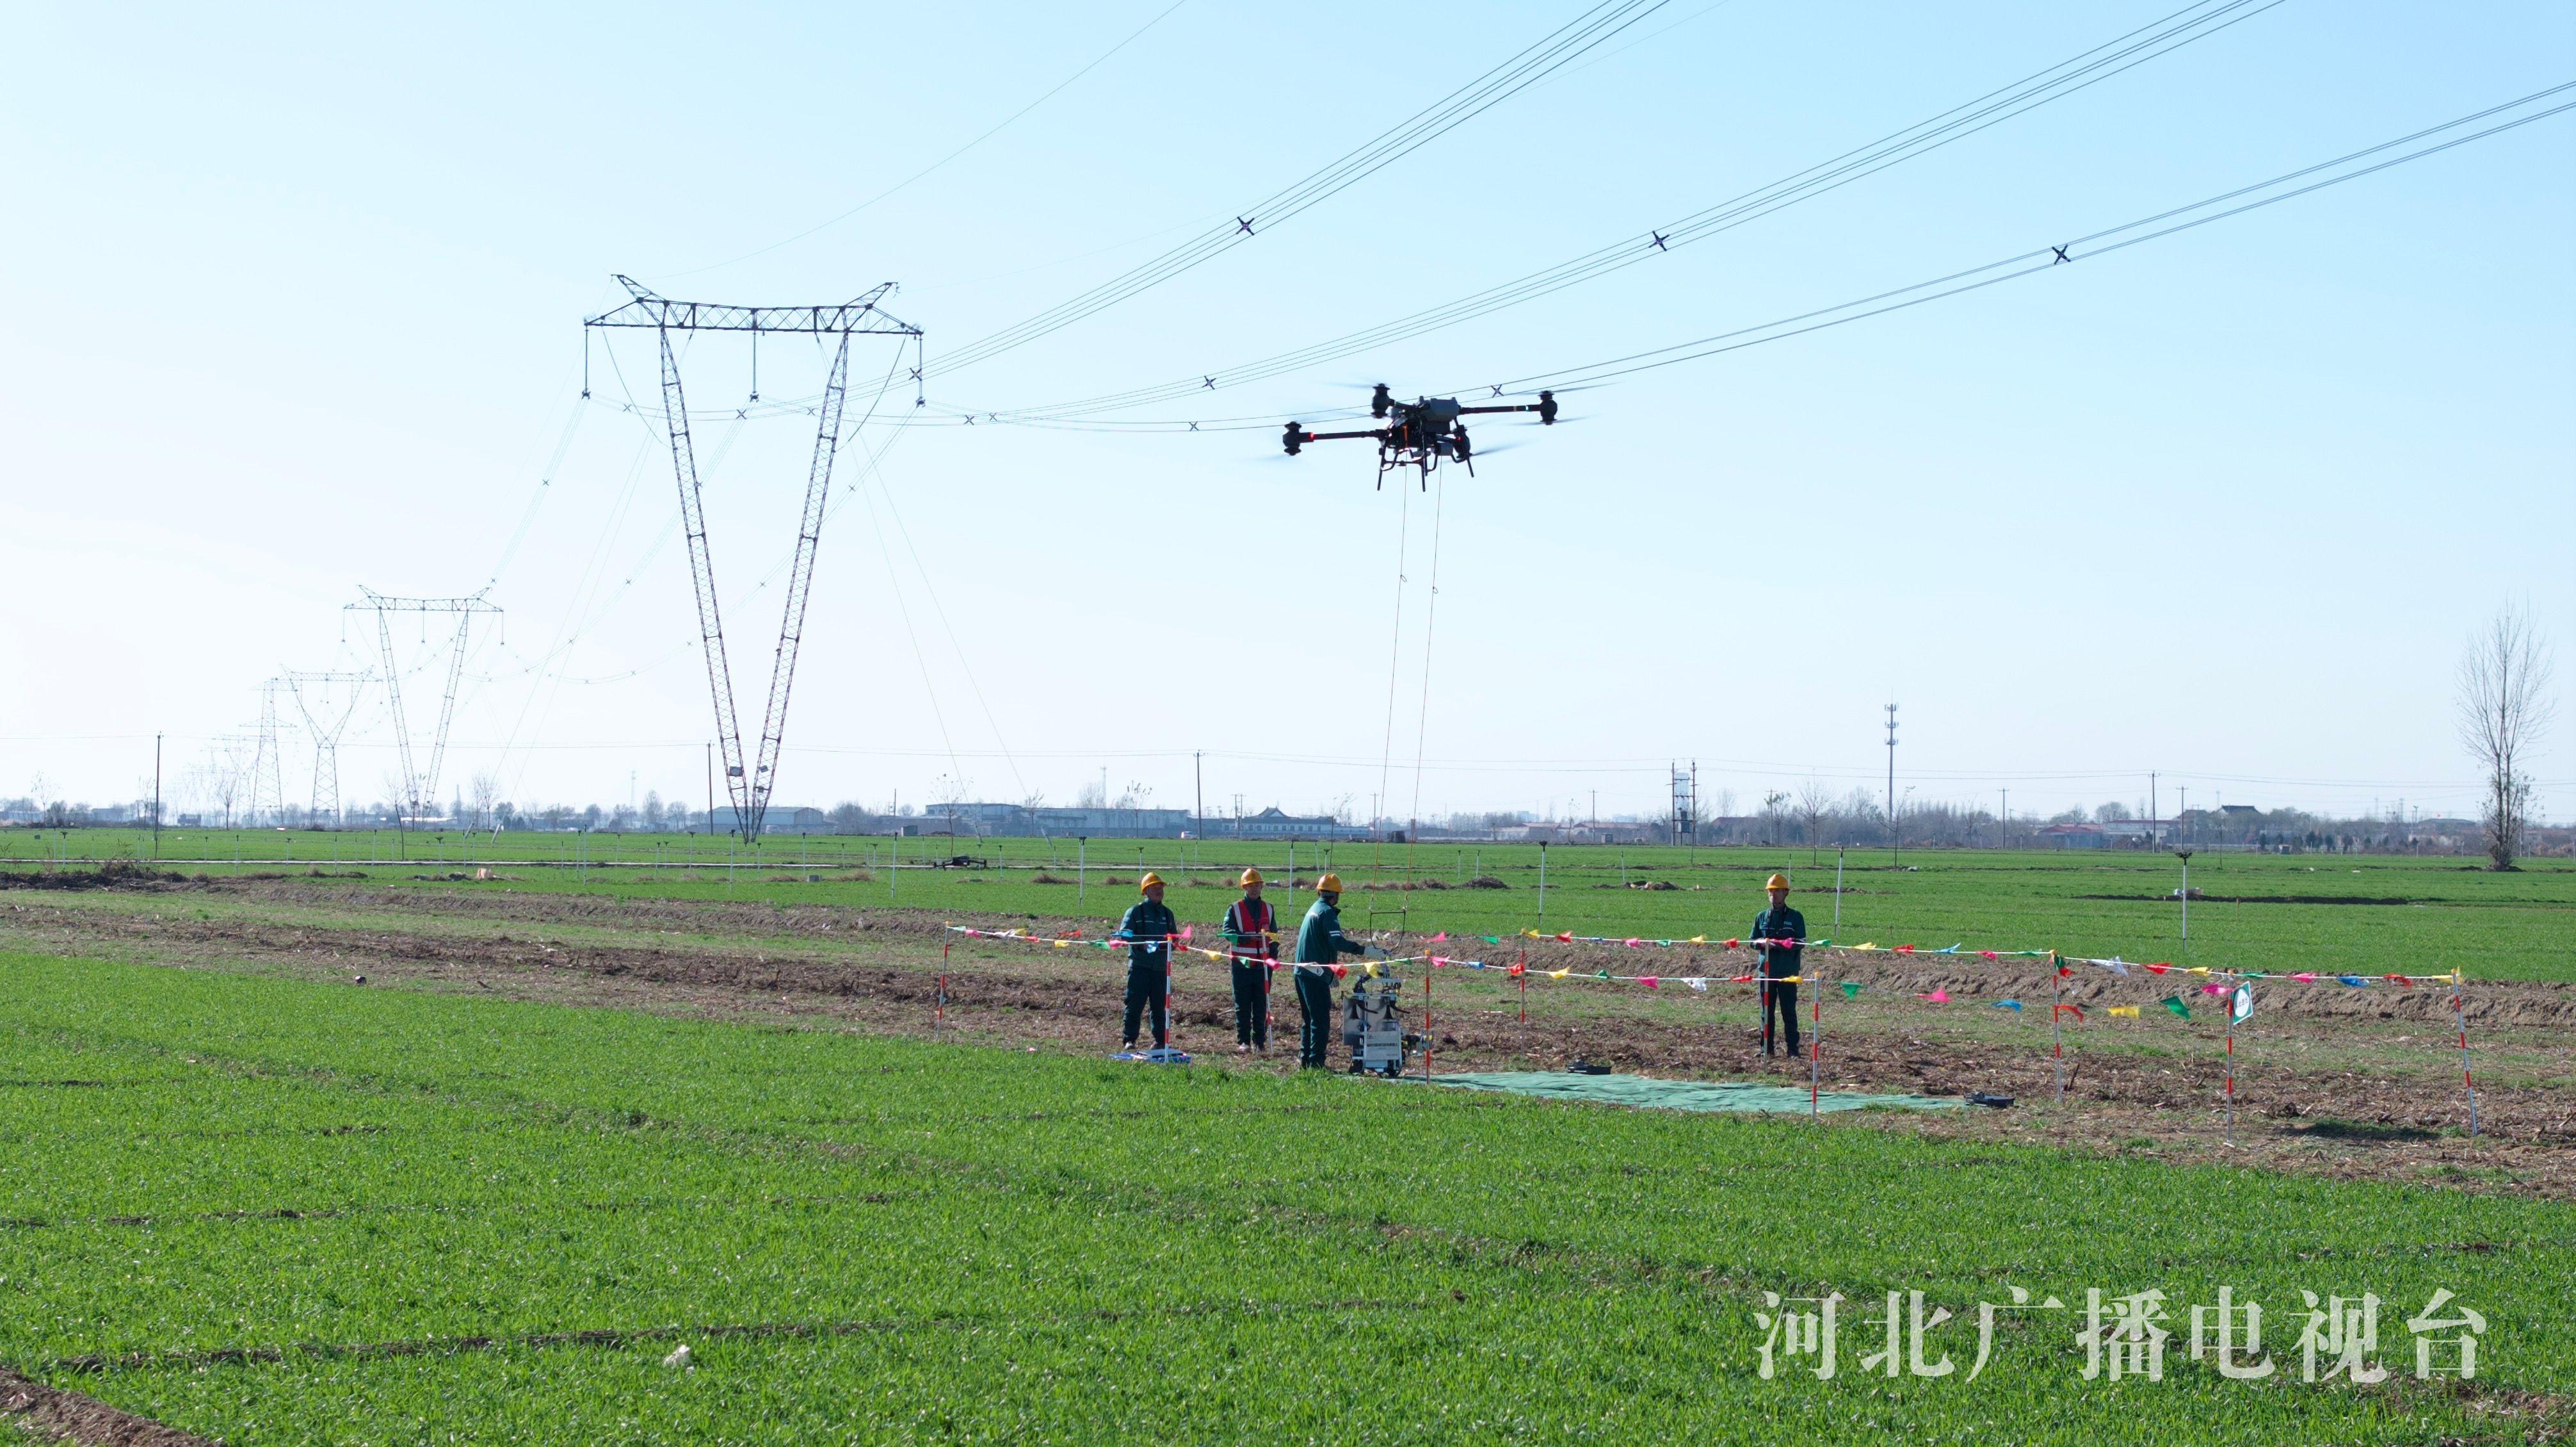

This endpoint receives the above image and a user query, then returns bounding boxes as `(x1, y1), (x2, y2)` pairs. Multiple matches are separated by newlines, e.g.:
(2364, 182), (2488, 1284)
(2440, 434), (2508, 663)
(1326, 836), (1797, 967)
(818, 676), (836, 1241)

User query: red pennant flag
(2145, 964), (2169, 975)
(1554, 932), (1574, 943)
(1329, 965), (1348, 982)
(1896, 944), (1915, 954)
(1979, 950), (1999, 961)
(1639, 976), (1659, 988)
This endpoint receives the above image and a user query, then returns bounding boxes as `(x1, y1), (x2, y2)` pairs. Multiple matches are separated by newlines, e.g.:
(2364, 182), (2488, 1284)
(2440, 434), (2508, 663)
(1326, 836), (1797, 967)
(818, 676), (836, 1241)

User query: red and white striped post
(2454, 968), (2478, 1138)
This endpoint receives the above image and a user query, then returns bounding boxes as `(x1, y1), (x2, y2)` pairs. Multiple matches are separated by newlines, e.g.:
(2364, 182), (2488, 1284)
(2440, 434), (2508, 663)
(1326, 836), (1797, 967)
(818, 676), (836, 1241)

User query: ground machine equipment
(1342, 971), (1413, 1076)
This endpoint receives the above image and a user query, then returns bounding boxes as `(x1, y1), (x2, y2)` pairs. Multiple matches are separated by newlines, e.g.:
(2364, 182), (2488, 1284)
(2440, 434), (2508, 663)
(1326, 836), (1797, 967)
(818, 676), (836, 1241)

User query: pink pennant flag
(2200, 983), (2228, 996)
(1979, 950), (1999, 961)
(1639, 976), (1659, 988)
(1625, 937), (1643, 948)
(1916, 989), (1950, 1003)
(1430, 955), (1447, 967)
(1429, 932), (1449, 942)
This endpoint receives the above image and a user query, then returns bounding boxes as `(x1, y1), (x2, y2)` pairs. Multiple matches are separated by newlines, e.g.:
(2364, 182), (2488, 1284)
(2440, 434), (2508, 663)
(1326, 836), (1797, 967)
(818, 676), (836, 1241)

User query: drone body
(1283, 384), (1557, 487)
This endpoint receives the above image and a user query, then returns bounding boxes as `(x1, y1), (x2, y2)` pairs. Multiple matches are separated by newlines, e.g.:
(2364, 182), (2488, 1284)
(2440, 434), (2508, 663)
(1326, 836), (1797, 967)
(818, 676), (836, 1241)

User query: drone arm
(1458, 389), (1559, 423)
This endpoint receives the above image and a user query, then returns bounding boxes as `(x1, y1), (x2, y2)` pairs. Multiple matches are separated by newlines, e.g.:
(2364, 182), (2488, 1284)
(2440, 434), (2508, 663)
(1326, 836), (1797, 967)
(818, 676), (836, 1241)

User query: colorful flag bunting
(2162, 996), (2191, 1019)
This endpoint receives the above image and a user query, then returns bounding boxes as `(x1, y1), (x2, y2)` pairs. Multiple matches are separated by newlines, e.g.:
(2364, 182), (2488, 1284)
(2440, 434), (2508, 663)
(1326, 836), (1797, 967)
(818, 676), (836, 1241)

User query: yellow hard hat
(1139, 872), (1165, 891)
(1239, 868), (1263, 886)
(1765, 873), (1789, 891)
(1316, 871), (1344, 894)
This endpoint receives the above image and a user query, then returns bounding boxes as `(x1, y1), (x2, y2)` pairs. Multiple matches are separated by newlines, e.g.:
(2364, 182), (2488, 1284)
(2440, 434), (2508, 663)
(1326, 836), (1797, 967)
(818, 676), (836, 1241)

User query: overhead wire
(1491, 80), (2576, 395)
(930, 0), (1673, 376)
(654, 0), (1198, 281)
(966, 0), (2283, 421)
(913, 81), (2576, 434)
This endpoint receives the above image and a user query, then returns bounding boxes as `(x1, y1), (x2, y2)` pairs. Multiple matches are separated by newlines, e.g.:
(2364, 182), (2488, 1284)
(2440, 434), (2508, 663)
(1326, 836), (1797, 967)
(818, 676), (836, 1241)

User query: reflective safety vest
(1223, 897), (1276, 962)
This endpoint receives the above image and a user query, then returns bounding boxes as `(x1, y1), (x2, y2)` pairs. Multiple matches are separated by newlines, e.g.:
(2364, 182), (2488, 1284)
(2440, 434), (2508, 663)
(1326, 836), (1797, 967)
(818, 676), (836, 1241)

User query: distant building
(1228, 806), (1364, 840)
(707, 805), (831, 834)
(2041, 822), (2106, 848)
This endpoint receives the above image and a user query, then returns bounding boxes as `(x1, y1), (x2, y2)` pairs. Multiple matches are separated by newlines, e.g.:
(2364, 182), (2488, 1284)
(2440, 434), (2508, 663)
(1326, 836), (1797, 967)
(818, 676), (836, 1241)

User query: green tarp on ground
(1426, 1071), (1961, 1114)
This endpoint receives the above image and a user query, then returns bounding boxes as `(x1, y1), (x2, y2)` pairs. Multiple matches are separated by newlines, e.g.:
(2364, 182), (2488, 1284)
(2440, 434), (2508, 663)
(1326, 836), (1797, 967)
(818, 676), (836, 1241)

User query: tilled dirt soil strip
(5, 880), (2572, 1197)
(0, 1364), (213, 1447)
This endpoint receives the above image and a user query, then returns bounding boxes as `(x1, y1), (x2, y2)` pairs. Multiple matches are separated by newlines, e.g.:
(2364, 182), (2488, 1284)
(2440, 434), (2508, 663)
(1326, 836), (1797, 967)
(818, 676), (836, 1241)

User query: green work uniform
(1293, 896), (1370, 1068)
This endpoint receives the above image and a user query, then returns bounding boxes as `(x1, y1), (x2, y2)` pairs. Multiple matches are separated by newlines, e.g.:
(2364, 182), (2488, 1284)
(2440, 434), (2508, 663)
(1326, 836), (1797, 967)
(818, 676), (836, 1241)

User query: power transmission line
(921, 81), (2575, 433)
(1493, 80), (2576, 396)
(657, 0), (1198, 281)
(978, 0), (2283, 422)
(930, 0), (1673, 375)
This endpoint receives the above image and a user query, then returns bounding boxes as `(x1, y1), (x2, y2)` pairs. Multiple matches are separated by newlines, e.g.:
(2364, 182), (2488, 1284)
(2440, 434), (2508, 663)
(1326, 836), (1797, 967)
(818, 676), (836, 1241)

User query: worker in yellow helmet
(1752, 873), (1804, 1061)
(1116, 873), (1179, 1055)
(1291, 872), (1374, 1069)
(1221, 868), (1278, 1054)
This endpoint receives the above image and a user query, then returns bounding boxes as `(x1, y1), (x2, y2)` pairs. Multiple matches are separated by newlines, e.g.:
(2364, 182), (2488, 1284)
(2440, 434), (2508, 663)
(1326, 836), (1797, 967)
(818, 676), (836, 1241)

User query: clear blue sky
(3, 1), (2569, 826)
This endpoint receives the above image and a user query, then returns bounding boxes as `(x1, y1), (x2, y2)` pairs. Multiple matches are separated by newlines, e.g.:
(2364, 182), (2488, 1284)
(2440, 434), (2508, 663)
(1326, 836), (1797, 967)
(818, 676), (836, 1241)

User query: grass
(10, 829), (2573, 982)
(1, 948), (2568, 1443)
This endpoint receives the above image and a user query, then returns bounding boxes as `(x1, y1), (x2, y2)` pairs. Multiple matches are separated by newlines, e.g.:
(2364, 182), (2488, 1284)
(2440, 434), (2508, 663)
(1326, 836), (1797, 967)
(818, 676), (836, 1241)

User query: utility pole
(2150, 772), (2159, 846)
(1884, 701), (1899, 862)
(1193, 750), (1203, 836)
(2000, 788), (2008, 850)
(152, 733), (163, 858)
(705, 741), (714, 835)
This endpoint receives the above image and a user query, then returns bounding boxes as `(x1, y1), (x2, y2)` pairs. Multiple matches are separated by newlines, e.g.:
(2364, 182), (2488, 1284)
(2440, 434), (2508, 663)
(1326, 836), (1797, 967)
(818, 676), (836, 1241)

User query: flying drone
(1281, 384), (1557, 487)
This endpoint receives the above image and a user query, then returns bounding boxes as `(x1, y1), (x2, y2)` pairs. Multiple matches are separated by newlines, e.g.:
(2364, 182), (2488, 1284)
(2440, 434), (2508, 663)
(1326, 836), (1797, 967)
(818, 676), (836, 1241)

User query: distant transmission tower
(285, 670), (370, 825)
(349, 589), (500, 827)
(247, 679), (289, 826)
(585, 276), (922, 841)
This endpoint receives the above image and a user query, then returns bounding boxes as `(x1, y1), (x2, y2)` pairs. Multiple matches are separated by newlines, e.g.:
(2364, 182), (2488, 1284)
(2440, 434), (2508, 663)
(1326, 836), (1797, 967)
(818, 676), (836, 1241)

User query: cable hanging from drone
(1282, 383), (1557, 487)
(584, 275), (922, 841)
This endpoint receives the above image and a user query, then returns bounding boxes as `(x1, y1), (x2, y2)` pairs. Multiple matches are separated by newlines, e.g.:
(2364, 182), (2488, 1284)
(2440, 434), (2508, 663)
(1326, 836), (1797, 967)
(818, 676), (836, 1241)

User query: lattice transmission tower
(584, 276), (922, 841)
(247, 679), (290, 826)
(285, 670), (371, 825)
(348, 589), (500, 826)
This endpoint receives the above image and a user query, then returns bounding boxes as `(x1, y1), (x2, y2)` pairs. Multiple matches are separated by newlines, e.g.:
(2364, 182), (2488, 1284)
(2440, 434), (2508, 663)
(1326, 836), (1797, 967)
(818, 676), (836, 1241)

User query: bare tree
(1758, 790), (1791, 843)
(2458, 605), (2555, 871)
(469, 772), (501, 834)
(1795, 779), (1833, 864)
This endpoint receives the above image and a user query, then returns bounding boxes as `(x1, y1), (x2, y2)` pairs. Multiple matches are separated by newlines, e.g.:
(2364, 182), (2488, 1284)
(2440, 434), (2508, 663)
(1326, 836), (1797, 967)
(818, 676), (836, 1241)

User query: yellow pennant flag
(1549, 969), (1570, 979)
(1689, 935), (1706, 944)
(2107, 1005), (2140, 1018)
